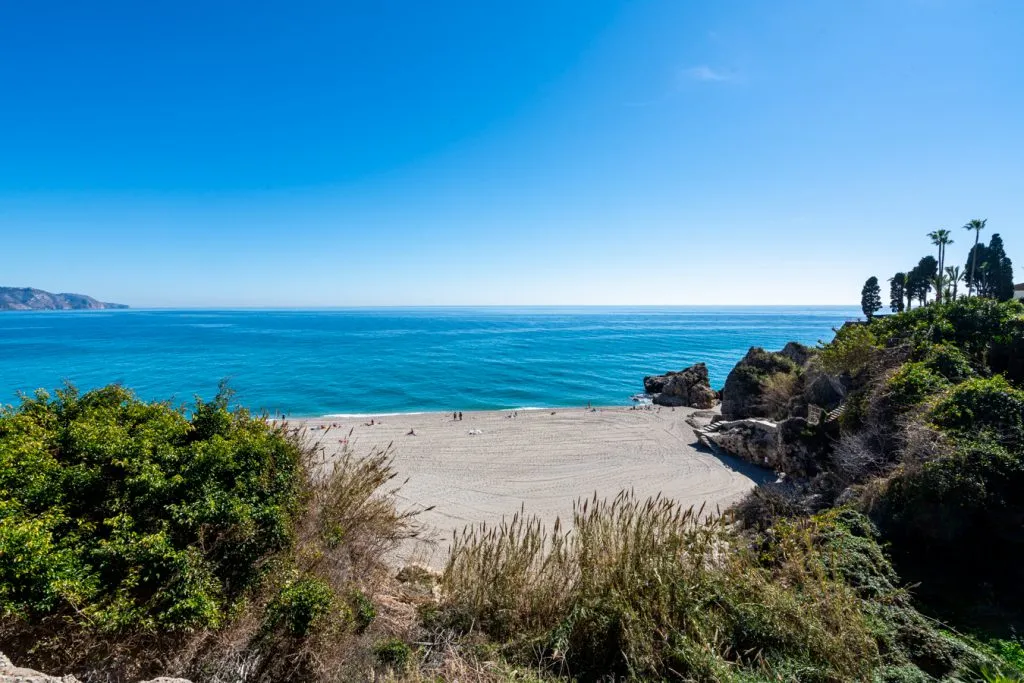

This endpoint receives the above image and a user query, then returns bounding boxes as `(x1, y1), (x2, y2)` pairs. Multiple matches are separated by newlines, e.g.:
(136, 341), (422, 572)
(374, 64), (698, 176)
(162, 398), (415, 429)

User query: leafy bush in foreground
(0, 385), (303, 631)
(0, 385), (420, 682)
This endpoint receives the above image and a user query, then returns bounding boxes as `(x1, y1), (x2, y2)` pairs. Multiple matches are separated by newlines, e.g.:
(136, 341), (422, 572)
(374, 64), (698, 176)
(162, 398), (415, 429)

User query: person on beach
(458, 411), (463, 420)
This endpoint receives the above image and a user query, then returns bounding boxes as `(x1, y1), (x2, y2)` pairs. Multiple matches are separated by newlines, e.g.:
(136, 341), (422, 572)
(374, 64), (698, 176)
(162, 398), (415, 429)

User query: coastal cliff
(0, 287), (127, 311)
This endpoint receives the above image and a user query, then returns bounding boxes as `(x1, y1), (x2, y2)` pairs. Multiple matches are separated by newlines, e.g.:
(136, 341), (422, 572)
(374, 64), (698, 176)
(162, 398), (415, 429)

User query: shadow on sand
(691, 438), (779, 486)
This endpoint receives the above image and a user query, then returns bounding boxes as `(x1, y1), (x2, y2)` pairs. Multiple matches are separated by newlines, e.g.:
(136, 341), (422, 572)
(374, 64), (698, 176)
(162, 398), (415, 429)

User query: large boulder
(0, 652), (82, 682)
(701, 418), (780, 468)
(0, 652), (191, 683)
(643, 362), (718, 408)
(779, 341), (815, 367)
(803, 367), (846, 411)
(699, 416), (831, 476)
(720, 347), (801, 420)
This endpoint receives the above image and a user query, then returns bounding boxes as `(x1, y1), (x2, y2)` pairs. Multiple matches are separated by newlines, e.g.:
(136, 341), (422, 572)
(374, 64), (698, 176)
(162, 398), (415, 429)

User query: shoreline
(295, 405), (773, 567)
(283, 398), (658, 421)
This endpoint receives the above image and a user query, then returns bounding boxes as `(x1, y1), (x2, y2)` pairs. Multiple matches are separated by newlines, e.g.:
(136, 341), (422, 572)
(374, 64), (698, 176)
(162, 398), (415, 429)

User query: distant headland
(0, 286), (127, 311)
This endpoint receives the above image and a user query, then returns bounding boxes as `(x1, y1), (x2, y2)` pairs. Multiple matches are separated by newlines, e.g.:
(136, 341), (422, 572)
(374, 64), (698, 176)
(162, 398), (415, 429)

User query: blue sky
(1, 0), (1021, 306)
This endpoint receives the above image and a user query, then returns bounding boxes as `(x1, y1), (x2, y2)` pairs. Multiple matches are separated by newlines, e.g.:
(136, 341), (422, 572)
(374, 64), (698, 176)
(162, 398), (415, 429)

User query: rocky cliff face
(0, 287), (127, 311)
(643, 362), (718, 408)
(720, 342), (845, 421)
(697, 341), (847, 477)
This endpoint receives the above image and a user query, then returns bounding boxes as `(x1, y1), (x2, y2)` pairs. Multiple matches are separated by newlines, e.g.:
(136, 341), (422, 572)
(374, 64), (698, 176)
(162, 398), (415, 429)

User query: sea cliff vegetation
(2, 298), (1024, 681)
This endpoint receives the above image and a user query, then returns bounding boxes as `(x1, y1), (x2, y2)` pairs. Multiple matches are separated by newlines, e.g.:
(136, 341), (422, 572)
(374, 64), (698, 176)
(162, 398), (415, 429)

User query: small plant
(348, 588), (376, 634)
(373, 638), (412, 669)
(265, 576), (336, 637)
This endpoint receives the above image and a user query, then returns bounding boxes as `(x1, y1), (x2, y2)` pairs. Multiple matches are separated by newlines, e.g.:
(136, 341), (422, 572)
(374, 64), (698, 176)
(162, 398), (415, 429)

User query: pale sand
(299, 406), (772, 567)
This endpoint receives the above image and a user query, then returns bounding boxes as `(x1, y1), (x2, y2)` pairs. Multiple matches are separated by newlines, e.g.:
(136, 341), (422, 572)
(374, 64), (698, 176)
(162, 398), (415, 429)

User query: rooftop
(1016, 283), (1024, 291)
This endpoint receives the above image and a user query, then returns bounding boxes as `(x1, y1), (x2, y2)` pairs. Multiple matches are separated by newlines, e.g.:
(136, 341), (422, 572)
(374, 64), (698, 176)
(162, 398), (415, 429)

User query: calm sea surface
(0, 307), (859, 416)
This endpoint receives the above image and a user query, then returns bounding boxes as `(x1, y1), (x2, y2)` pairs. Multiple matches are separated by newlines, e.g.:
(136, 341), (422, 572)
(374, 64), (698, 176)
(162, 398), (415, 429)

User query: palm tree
(945, 265), (962, 300)
(964, 218), (987, 296)
(928, 229), (954, 302)
(931, 273), (947, 304)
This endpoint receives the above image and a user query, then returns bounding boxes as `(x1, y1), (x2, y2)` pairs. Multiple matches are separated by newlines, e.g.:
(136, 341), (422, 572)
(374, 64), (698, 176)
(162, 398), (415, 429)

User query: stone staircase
(825, 403), (847, 423)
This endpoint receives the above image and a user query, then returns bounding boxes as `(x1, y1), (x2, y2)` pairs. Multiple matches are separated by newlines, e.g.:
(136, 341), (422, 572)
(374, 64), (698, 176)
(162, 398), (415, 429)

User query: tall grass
(170, 428), (425, 682)
(439, 490), (878, 681)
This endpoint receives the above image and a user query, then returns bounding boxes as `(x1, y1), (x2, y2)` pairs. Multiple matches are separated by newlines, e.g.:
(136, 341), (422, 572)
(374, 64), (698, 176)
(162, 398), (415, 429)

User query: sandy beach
(299, 406), (773, 567)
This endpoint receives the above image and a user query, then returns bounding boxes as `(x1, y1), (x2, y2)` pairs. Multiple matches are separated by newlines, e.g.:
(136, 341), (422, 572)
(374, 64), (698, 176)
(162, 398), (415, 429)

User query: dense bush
(922, 343), (977, 382)
(886, 362), (949, 412)
(819, 323), (879, 378)
(873, 436), (1024, 618)
(871, 297), (1024, 364)
(0, 385), (303, 631)
(0, 385), (420, 682)
(931, 376), (1024, 447)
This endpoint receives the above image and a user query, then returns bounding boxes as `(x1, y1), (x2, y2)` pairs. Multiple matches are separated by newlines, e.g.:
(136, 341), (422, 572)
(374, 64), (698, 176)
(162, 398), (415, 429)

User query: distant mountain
(0, 287), (128, 311)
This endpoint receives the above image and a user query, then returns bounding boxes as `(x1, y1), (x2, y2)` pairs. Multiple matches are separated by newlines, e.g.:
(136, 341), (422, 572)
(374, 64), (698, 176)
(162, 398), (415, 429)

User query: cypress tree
(965, 243), (989, 297)
(985, 233), (1015, 301)
(861, 276), (882, 320)
(910, 256), (938, 305)
(889, 273), (906, 313)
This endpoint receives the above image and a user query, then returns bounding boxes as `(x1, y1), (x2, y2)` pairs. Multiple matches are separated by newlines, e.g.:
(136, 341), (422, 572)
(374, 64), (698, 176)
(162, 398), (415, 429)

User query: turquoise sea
(0, 307), (859, 416)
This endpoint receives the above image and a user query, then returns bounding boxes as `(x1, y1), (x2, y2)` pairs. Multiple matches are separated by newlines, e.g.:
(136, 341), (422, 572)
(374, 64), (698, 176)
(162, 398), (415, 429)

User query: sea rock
(643, 363), (718, 408)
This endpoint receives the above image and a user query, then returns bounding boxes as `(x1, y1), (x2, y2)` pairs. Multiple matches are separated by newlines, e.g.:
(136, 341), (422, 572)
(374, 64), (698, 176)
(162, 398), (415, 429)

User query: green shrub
(348, 588), (376, 634)
(373, 638), (412, 668)
(991, 638), (1024, 673)
(0, 385), (304, 630)
(886, 362), (949, 412)
(873, 436), (1024, 616)
(820, 324), (879, 377)
(922, 344), (976, 382)
(932, 376), (1024, 446)
(265, 576), (336, 637)
(872, 298), (1024, 366)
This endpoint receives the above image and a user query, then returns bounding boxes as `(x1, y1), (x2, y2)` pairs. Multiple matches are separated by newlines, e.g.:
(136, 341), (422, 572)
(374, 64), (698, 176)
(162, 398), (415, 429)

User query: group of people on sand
(452, 411), (463, 421)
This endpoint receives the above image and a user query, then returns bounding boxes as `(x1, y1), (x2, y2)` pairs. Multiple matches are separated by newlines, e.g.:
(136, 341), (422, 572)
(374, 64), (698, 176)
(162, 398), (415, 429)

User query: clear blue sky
(1, 0), (1021, 306)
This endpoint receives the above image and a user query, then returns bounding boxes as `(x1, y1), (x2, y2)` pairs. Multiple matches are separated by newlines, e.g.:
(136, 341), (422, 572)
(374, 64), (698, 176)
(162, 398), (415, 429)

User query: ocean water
(0, 307), (859, 416)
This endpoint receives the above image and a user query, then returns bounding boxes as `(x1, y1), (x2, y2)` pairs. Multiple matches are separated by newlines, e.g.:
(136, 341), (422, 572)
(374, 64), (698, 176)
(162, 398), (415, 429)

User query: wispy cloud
(683, 65), (734, 83)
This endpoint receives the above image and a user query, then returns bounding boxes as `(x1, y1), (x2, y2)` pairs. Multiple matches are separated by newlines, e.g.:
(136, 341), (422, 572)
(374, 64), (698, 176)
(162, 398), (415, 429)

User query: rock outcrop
(0, 287), (127, 311)
(696, 416), (832, 477)
(0, 652), (190, 683)
(643, 362), (718, 408)
(720, 346), (804, 420)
